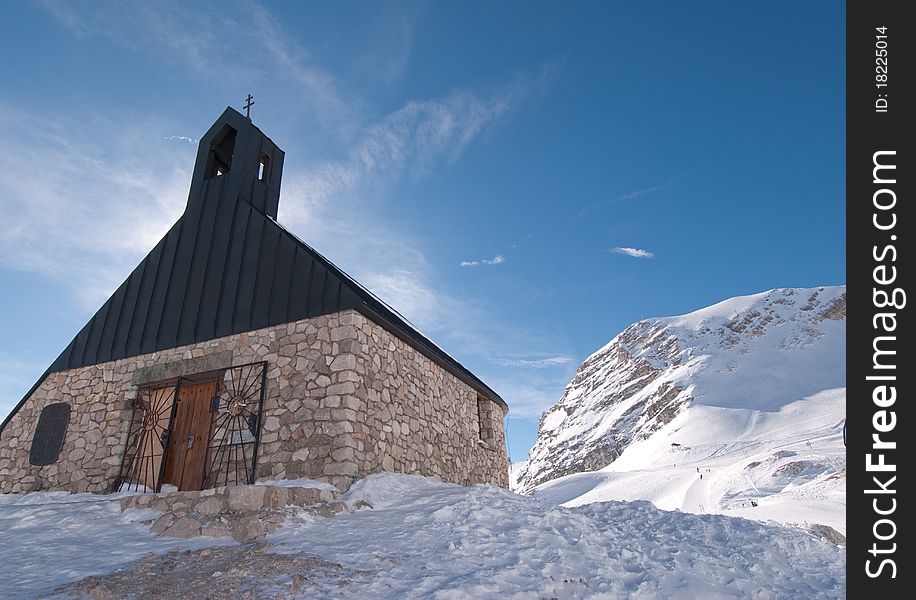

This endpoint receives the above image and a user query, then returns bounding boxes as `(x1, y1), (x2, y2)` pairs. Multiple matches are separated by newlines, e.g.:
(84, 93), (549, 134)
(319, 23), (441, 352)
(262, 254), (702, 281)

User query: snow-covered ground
(255, 476), (339, 491)
(0, 489), (232, 598)
(3, 473), (844, 598)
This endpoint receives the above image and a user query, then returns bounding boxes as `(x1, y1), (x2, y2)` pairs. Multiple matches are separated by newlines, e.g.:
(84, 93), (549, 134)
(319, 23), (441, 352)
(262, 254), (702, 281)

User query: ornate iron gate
(204, 362), (267, 487)
(116, 362), (266, 492)
(116, 382), (179, 492)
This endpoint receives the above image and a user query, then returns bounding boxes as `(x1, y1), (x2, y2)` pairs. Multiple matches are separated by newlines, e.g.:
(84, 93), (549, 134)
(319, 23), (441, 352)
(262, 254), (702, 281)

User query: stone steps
(120, 484), (344, 542)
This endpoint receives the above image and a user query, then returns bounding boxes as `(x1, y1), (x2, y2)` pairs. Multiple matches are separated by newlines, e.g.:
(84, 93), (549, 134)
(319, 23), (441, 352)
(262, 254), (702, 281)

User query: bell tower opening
(204, 124), (238, 179)
(258, 152), (270, 182)
(186, 106), (285, 219)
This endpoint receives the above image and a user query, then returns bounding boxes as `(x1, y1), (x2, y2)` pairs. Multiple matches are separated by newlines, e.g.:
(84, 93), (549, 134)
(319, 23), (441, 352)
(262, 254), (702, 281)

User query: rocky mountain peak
(515, 286), (846, 493)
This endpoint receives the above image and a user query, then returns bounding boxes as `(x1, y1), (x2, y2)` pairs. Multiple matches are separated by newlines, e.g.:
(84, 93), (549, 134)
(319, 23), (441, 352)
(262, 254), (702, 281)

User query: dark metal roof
(1, 108), (505, 433)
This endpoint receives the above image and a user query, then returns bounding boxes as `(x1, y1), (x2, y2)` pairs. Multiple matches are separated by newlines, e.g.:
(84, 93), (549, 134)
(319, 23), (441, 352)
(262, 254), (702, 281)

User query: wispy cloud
(484, 373), (573, 420)
(575, 175), (686, 217)
(0, 104), (191, 307)
(271, 68), (548, 334)
(164, 135), (199, 144)
(617, 183), (670, 202)
(611, 246), (655, 259)
(285, 78), (538, 212)
(508, 233), (535, 250)
(460, 255), (506, 268)
(37, 0), (355, 135)
(271, 71), (554, 334)
(494, 356), (575, 368)
(352, 4), (416, 89)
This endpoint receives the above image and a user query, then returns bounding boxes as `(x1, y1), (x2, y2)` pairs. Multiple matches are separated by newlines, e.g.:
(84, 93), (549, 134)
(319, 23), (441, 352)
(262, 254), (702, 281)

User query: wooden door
(163, 381), (218, 491)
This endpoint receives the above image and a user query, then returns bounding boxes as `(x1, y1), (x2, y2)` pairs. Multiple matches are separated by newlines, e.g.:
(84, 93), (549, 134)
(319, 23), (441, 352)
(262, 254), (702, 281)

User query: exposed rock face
(515, 286), (846, 493)
(810, 524), (846, 546)
(515, 318), (692, 492)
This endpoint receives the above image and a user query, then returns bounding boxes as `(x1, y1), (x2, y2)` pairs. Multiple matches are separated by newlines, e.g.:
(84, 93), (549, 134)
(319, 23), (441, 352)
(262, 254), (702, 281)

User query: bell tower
(186, 106), (285, 219)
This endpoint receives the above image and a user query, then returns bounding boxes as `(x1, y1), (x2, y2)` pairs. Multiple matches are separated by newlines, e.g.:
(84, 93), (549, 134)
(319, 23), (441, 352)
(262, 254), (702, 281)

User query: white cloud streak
(164, 135), (199, 144)
(494, 356), (575, 368)
(483, 373), (574, 420)
(37, 0), (355, 135)
(611, 246), (655, 259)
(618, 184), (670, 202)
(351, 4), (416, 89)
(0, 105), (191, 307)
(286, 80), (534, 213)
(278, 80), (533, 329)
(459, 255), (506, 268)
(276, 74), (540, 331)
(575, 178), (681, 217)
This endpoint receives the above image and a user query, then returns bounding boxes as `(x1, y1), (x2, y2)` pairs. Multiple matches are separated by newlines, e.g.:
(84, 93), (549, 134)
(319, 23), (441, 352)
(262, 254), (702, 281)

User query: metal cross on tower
(243, 94), (255, 118)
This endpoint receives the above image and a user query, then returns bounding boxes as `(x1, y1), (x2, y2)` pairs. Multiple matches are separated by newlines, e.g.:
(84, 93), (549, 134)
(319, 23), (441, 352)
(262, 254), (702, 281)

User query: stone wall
(350, 313), (509, 487)
(0, 309), (509, 494)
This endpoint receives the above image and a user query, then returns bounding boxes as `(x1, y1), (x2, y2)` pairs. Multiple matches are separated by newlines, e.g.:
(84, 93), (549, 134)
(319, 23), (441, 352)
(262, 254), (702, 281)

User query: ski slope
(532, 388), (846, 534)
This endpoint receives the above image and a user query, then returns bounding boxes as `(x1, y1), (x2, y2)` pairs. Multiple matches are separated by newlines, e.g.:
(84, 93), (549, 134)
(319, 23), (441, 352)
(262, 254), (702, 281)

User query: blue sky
(0, 1), (845, 461)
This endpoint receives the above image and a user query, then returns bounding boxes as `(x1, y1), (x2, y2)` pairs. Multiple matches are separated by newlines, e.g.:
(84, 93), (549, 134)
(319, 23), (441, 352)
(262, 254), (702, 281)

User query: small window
(29, 403), (71, 466)
(258, 153), (270, 182)
(477, 395), (495, 449)
(204, 124), (237, 179)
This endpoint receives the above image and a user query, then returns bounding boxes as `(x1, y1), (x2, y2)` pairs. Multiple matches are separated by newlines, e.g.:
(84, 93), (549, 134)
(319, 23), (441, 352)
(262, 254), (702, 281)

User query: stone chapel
(0, 107), (509, 494)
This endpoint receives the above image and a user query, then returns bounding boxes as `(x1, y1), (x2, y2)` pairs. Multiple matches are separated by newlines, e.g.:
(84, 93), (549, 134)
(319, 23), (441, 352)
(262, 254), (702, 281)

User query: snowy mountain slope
(533, 388), (846, 534)
(514, 286), (846, 531)
(3, 474), (846, 598)
(508, 460), (528, 490)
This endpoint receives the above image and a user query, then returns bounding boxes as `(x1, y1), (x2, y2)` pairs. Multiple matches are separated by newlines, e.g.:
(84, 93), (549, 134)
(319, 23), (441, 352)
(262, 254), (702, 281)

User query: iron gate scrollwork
(204, 362), (267, 487)
(116, 382), (179, 492)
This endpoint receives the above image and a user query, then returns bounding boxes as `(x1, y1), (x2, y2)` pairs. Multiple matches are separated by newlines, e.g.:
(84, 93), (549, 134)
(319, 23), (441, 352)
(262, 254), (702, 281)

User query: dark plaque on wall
(28, 403), (71, 466)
